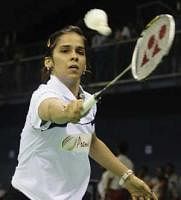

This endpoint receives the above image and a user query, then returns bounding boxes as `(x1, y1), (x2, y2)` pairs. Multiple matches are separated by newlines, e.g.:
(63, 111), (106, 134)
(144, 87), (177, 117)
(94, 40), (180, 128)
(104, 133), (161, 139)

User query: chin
(69, 73), (81, 80)
(66, 75), (81, 85)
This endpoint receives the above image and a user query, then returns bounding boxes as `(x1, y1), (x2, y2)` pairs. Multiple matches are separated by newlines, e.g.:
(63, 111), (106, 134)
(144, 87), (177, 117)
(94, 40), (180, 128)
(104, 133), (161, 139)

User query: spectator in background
(150, 166), (170, 200)
(114, 22), (138, 42)
(177, 175), (181, 198)
(121, 24), (131, 40)
(136, 165), (151, 186)
(128, 22), (138, 39)
(97, 169), (110, 200)
(0, 31), (16, 61)
(0, 183), (6, 199)
(13, 47), (24, 93)
(0, 32), (11, 61)
(150, 166), (164, 188)
(164, 162), (179, 199)
(97, 140), (134, 200)
(114, 28), (122, 41)
(153, 176), (169, 200)
(91, 33), (107, 48)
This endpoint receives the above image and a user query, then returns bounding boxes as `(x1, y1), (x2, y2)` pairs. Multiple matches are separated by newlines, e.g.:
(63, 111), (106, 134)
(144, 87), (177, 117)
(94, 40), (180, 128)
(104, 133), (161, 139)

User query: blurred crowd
(135, 162), (181, 200)
(97, 158), (181, 200)
(91, 22), (138, 48)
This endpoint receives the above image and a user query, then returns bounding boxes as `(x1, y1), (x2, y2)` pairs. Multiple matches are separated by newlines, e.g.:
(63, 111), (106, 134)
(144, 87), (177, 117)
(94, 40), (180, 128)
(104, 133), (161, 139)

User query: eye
(77, 50), (85, 55)
(76, 48), (85, 55)
(60, 49), (69, 53)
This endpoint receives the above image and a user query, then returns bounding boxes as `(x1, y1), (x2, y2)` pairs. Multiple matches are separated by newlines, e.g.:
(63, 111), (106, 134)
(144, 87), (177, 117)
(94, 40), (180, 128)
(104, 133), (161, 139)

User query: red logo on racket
(141, 24), (167, 67)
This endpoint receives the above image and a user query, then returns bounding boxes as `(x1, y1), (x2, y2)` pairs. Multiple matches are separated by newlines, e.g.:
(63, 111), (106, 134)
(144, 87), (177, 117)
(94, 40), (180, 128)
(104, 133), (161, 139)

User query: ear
(44, 57), (53, 70)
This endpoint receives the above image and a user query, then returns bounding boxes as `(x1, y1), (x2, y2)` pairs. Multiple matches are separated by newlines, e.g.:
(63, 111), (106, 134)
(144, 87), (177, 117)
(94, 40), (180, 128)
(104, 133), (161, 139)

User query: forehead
(56, 32), (85, 47)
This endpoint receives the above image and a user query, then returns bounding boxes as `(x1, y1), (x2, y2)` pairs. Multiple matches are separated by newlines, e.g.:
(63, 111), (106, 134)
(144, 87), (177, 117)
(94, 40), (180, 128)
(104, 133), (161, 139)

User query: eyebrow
(60, 45), (85, 49)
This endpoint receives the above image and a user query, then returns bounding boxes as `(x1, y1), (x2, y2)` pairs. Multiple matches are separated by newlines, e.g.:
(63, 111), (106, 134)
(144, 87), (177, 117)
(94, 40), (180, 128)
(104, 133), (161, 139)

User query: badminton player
(4, 25), (157, 200)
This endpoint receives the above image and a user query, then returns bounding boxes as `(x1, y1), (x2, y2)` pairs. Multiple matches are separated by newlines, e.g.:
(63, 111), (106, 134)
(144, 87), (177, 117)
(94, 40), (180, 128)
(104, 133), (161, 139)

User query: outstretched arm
(90, 134), (158, 200)
(38, 98), (83, 124)
(90, 134), (129, 177)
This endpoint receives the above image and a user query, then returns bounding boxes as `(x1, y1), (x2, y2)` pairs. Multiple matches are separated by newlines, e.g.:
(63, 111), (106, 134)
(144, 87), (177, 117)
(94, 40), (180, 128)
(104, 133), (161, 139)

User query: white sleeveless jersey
(12, 75), (96, 200)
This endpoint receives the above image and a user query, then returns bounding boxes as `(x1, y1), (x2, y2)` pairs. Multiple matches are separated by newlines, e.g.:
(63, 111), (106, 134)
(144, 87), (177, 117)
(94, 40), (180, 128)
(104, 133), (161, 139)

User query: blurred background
(0, 0), (181, 199)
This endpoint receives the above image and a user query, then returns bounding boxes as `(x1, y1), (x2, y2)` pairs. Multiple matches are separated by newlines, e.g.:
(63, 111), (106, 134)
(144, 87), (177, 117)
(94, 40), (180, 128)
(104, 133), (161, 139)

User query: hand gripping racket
(81, 14), (175, 116)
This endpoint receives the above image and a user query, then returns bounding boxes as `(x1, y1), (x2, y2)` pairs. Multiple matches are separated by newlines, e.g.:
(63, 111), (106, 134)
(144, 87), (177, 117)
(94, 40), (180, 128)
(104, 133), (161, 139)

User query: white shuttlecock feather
(84, 9), (112, 36)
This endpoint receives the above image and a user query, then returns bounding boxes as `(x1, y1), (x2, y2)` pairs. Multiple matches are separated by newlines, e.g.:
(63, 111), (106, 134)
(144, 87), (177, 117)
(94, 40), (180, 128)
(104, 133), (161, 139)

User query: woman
(4, 25), (157, 200)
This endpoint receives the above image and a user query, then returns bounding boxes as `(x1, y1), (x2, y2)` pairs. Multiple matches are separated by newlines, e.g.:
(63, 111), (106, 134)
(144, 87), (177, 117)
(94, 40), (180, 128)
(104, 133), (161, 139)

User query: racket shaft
(104, 64), (131, 90)
(81, 65), (131, 116)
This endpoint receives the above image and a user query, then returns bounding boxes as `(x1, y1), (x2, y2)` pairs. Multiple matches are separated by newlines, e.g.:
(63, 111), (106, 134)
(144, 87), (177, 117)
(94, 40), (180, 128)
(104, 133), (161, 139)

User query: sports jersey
(12, 75), (96, 200)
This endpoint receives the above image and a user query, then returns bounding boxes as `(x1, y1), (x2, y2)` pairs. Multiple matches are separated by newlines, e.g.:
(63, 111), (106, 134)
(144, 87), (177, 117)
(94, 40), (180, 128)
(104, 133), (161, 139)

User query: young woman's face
(51, 32), (86, 84)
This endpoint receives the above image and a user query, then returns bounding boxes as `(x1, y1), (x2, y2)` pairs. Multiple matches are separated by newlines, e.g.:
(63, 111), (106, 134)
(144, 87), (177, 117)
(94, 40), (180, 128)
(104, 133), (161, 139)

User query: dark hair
(41, 25), (88, 83)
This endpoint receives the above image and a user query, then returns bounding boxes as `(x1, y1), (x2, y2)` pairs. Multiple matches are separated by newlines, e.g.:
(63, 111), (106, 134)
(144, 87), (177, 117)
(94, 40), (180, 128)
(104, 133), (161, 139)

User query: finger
(132, 196), (137, 200)
(145, 189), (157, 200)
(151, 191), (158, 200)
(77, 99), (83, 106)
(72, 100), (81, 109)
(69, 100), (82, 121)
(141, 181), (152, 193)
(139, 181), (153, 198)
(75, 100), (84, 114)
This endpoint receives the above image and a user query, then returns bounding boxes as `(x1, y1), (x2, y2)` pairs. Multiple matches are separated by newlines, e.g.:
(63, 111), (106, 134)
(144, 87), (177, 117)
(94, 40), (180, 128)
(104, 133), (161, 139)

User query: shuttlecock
(84, 9), (112, 36)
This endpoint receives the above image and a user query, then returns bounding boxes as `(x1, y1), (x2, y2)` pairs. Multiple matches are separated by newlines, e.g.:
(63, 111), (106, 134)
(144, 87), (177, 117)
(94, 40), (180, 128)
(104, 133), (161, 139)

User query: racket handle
(81, 92), (100, 116)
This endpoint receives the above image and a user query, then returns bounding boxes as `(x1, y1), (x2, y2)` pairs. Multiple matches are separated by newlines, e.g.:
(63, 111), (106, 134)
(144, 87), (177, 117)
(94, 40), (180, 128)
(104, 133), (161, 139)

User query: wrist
(119, 169), (134, 186)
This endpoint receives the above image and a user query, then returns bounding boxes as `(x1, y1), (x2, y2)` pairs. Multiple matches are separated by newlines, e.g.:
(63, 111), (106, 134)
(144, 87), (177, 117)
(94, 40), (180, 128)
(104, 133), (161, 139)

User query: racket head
(131, 14), (175, 81)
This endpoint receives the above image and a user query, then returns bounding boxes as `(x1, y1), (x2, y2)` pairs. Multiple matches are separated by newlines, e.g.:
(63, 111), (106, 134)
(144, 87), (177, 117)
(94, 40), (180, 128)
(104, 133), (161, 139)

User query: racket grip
(81, 94), (98, 116)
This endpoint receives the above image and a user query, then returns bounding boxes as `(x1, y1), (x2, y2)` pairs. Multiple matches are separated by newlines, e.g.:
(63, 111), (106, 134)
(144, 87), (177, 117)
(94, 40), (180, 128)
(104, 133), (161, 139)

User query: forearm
(90, 135), (129, 177)
(39, 98), (83, 124)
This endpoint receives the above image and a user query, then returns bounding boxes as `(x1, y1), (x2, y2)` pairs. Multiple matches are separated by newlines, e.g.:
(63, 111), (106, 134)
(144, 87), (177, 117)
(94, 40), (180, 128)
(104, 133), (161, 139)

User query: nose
(71, 50), (78, 61)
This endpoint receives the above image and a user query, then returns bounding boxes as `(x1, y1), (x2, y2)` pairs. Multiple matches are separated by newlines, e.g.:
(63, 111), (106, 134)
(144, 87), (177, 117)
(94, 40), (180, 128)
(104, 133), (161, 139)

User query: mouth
(68, 65), (79, 70)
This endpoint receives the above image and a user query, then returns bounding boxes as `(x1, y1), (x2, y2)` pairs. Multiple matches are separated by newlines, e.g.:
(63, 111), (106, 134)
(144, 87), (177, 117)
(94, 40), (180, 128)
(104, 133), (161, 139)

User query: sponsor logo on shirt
(61, 134), (91, 152)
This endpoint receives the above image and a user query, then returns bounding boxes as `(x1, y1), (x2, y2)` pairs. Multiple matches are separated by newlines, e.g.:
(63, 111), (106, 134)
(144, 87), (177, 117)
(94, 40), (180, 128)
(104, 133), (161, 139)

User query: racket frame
(81, 14), (175, 116)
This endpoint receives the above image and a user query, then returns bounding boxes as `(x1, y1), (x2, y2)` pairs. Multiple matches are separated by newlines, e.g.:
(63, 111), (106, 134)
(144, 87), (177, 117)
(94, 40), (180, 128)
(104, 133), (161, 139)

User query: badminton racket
(81, 14), (175, 116)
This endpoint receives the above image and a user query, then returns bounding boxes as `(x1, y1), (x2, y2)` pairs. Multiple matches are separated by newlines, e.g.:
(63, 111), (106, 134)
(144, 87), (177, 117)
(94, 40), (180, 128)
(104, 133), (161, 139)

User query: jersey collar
(48, 75), (85, 100)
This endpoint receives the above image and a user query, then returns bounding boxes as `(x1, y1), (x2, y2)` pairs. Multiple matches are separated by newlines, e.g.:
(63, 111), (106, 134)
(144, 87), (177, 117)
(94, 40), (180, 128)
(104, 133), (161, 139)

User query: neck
(58, 76), (80, 97)
(69, 82), (80, 97)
